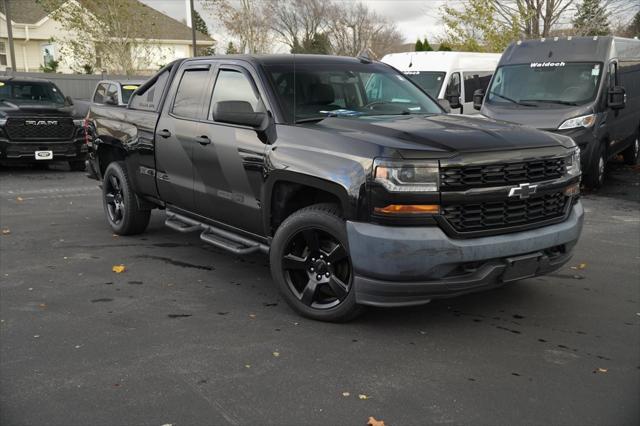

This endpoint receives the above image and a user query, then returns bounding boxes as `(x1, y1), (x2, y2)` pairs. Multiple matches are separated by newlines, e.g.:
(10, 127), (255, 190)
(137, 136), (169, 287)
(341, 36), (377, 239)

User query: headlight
(558, 114), (596, 130)
(374, 159), (439, 192)
(565, 147), (581, 177)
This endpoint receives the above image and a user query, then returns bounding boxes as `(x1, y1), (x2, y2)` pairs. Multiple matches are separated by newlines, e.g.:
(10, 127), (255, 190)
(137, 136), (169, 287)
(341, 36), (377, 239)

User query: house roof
(0, 0), (213, 43)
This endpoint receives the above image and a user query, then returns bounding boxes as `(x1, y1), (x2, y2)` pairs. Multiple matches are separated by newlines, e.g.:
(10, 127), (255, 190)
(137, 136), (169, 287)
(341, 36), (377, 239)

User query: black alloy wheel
(281, 227), (351, 310)
(105, 174), (125, 225)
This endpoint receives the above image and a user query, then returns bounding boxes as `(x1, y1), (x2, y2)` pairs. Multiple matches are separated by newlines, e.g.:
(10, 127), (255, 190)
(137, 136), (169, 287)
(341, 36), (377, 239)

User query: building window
(41, 43), (56, 67)
(0, 42), (7, 66)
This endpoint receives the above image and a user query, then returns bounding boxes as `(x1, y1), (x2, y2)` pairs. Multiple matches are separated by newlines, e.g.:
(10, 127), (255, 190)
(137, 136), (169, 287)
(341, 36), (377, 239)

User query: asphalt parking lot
(1, 162), (638, 426)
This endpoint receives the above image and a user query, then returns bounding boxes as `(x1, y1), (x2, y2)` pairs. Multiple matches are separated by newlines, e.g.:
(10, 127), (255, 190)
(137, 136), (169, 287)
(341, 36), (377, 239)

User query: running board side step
(165, 211), (268, 255)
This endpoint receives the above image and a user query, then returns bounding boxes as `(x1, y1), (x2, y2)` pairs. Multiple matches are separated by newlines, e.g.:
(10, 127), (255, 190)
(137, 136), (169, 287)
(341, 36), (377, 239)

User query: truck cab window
(210, 69), (265, 117)
(172, 69), (210, 119)
(130, 70), (170, 111)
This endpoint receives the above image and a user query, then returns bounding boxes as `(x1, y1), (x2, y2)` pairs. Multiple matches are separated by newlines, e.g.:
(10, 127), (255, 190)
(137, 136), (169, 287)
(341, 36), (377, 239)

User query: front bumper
(0, 138), (87, 162)
(347, 201), (584, 307)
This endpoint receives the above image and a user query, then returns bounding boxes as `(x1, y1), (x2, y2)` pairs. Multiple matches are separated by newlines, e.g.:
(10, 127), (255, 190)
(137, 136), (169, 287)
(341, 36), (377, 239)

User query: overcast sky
(139, 0), (449, 50)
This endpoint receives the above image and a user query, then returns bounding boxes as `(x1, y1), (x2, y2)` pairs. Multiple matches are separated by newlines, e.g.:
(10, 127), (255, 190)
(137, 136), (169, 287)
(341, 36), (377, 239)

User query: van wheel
(102, 161), (150, 235)
(622, 134), (639, 165)
(270, 203), (364, 322)
(584, 143), (606, 189)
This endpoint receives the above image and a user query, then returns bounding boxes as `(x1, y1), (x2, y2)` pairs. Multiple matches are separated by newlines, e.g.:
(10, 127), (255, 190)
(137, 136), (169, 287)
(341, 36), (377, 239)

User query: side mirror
(65, 95), (74, 106)
(437, 98), (451, 113)
(473, 89), (485, 110)
(213, 101), (277, 144)
(104, 95), (118, 105)
(608, 85), (626, 110)
(447, 93), (461, 109)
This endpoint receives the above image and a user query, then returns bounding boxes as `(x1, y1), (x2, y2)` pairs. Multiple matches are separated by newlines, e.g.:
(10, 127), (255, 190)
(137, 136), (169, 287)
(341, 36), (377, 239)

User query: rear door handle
(196, 135), (211, 145)
(157, 129), (171, 138)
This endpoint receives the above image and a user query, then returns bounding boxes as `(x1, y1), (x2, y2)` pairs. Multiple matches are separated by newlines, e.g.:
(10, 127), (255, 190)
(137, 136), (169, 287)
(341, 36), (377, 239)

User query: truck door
(192, 64), (268, 236)
(155, 63), (213, 212)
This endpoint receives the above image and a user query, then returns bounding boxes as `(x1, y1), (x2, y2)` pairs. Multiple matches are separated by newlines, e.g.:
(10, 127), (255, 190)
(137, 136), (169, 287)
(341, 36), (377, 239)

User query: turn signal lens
(564, 182), (580, 197)
(374, 204), (440, 215)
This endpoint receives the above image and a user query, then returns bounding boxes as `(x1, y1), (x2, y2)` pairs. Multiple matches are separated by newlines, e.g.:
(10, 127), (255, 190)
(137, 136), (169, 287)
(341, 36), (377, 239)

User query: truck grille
(442, 191), (569, 233)
(441, 158), (565, 190)
(5, 118), (75, 141)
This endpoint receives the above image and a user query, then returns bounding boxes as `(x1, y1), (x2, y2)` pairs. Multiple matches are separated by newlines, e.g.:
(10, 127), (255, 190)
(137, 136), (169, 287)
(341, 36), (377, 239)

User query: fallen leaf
(342, 392), (350, 397)
(245, 364), (251, 369)
(594, 367), (608, 374)
(16, 196), (23, 202)
(38, 303), (46, 308)
(571, 263), (587, 270)
(112, 234), (119, 238)
(1, 229), (10, 235)
(368, 417), (386, 426)
(249, 313), (256, 319)
(33, 335), (40, 338)
(358, 394), (369, 400)
(272, 351), (280, 357)
(112, 265), (126, 273)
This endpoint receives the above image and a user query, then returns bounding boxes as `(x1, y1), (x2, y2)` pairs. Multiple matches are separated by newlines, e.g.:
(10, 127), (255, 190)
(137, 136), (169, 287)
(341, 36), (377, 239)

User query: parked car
(0, 76), (87, 170)
(381, 51), (501, 114)
(92, 80), (144, 106)
(475, 36), (640, 188)
(86, 55), (584, 322)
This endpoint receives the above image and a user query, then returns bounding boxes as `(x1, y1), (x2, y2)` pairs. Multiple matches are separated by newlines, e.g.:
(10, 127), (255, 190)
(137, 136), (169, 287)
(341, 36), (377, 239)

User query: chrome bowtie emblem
(508, 183), (538, 199)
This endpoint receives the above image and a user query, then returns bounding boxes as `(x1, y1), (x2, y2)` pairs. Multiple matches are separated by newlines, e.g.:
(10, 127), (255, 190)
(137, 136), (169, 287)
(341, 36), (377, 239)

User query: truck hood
(0, 101), (75, 118)
(481, 103), (594, 130)
(311, 114), (574, 157)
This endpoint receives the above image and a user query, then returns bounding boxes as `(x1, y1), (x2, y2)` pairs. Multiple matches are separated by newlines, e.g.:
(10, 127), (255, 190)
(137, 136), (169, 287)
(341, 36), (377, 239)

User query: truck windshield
(265, 62), (442, 123)
(486, 62), (602, 107)
(401, 71), (446, 99)
(0, 81), (66, 105)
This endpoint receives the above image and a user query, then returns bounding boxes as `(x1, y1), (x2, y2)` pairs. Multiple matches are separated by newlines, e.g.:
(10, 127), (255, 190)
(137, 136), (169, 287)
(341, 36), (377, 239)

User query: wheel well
(270, 181), (342, 234)
(97, 144), (126, 176)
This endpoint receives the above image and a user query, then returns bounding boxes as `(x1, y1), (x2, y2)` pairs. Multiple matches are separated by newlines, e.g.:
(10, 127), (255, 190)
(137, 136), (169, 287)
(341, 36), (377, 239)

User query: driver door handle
(157, 129), (171, 138)
(196, 135), (211, 145)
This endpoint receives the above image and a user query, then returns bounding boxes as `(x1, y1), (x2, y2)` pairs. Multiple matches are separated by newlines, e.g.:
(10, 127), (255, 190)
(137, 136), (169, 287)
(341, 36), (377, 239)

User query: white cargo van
(381, 51), (502, 114)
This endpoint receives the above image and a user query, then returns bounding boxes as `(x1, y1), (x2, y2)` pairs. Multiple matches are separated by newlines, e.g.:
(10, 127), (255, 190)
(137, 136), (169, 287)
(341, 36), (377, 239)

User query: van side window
(172, 69), (210, 119)
(130, 70), (170, 112)
(210, 69), (265, 119)
(93, 83), (108, 103)
(463, 72), (493, 102)
(445, 72), (461, 97)
(608, 62), (617, 87)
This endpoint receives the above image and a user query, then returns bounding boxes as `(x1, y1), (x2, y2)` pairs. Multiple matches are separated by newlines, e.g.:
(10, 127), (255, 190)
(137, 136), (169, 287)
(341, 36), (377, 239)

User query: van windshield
(265, 62), (442, 123)
(0, 80), (66, 105)
(402, 71), (446, 98)
(486, 62), (602, 107)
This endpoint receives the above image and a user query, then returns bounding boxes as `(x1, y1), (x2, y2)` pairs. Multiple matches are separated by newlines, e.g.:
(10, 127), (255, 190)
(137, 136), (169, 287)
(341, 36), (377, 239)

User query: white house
(0, 0), (214, 74)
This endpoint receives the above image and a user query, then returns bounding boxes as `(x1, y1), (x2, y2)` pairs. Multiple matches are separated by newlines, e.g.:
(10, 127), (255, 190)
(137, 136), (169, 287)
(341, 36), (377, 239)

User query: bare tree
(492, 0), (575, 37)
(204, 0), (273, 54)
(267, 0), (334, 51)
(327, 2), (404, 58)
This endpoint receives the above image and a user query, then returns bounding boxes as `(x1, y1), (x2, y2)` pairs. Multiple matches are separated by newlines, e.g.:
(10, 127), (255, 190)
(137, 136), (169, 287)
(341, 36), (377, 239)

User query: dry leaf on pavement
(112, 265), (126, 273)
(571, 263), (587, 270)
(272, 351), (280, 357)
(1, 229), (10, 235)
(342, 392), (350, 397)
(367, 416), (386, 426)
(358, 394), (369, 400)
(16, 196), (23, 202)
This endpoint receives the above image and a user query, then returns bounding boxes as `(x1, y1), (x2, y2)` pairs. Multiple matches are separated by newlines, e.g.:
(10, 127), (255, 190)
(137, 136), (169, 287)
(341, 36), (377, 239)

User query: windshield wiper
(489, 92), (537, 107)
(521, 99), (579, 106)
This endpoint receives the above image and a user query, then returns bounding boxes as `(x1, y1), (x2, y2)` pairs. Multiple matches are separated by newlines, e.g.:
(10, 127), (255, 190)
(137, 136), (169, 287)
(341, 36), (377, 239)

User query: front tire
(102, 161), (150, 235)
(584, 143), (606, 189)
(622, 133), (639, 166)
(269, 204), (364, 322)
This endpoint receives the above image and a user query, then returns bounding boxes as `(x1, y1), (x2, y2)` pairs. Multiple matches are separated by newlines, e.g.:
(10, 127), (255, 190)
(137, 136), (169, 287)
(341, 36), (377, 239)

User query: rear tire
(269, 203), (364, 322)
(102, 161), (150, 235)
(622, 133), (639, 166)
(584, 143), (606, 189)
(69, 160), (86, 171)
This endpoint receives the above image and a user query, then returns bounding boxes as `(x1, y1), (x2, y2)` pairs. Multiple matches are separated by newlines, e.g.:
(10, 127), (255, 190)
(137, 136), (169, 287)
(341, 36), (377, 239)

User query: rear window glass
(130, 70), (169, 111)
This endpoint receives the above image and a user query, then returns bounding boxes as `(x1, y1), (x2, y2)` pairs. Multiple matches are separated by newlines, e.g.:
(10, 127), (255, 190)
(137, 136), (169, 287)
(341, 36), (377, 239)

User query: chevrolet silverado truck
(86, 55), (584, 322)
(0, 77), (86, 170)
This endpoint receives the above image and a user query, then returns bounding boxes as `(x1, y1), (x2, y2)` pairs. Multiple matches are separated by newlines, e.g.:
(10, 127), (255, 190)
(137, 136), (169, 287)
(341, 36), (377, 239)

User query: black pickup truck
(0, 77), (86, 170)
(86, 55), (584, 321)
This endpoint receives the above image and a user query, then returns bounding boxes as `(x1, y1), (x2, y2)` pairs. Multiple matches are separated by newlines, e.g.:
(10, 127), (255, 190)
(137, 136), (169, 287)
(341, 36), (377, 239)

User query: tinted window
(130, 70), (169, 111)
(0, 81), (65, 105)
(266, 62), (441, 123)
(210, 69), (264, 116)
(93, 83), (108, 103)
(121, 84), (140, 104)
(463, 71), (493, 102)
(402, 71), (446, 99)
(172, 69), (209, 119)
(445, 72), (460, 96)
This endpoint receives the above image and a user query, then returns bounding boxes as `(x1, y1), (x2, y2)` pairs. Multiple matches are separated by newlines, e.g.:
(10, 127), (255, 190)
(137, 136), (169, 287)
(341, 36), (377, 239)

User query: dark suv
(86, 55), (584, 321)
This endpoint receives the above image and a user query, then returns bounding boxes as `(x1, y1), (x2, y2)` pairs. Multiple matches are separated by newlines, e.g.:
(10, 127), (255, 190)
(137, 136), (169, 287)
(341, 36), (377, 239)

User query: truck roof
(0, 76), (55, 84)
(188, 54), (383, 67)
(98, 79), (146, 86)
(381, 51), (502, 72)
(500, 36), (640, 65)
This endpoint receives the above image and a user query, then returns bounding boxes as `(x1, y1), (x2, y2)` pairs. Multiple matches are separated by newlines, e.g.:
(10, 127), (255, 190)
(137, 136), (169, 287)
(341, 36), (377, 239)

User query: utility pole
(189, 0), (197, 57)
(3, 0), (17, 71)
